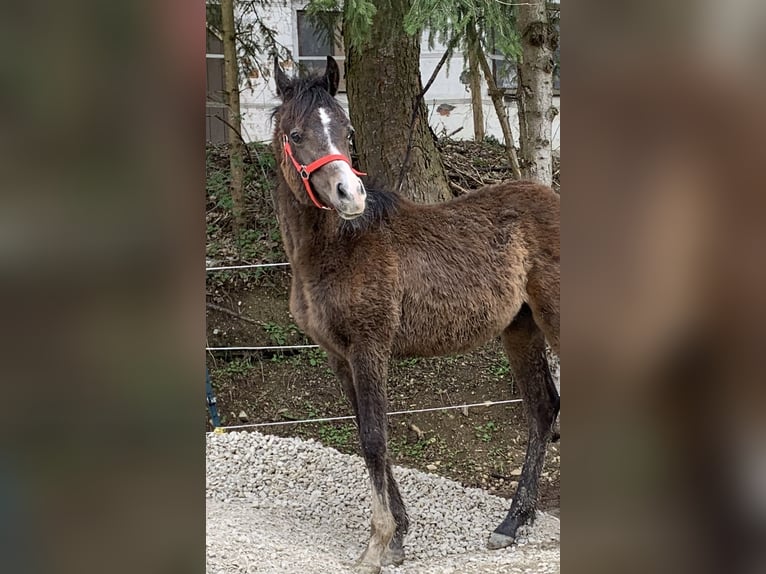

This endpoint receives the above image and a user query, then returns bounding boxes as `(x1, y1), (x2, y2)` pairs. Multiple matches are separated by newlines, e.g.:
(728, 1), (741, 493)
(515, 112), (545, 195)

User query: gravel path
(207, 431), (559, 574)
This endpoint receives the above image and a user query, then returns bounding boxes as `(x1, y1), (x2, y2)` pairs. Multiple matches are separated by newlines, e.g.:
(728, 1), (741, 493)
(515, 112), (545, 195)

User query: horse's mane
(338, 186), (401, 237)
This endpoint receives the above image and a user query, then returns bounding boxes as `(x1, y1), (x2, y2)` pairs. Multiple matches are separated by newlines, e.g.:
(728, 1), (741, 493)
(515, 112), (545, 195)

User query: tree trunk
(221, 0), (246, 235)
(345, 0), (450, 203)
(516, 0), (557, 187)
(466, 24), (485, 142)
(469, 22), (522, 180)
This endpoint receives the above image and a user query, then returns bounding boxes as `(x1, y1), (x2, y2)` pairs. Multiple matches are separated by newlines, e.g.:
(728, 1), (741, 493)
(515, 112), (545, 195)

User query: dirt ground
(206, 272), (560, 511)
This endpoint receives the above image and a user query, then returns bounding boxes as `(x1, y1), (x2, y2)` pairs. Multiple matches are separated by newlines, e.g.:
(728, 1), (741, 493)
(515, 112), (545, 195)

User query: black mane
(338, 186), (401, 236)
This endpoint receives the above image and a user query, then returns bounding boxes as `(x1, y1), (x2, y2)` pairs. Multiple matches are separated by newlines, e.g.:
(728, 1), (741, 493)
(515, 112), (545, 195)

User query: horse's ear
(324, 56), (340, 96)
(274, 57), (291, 99)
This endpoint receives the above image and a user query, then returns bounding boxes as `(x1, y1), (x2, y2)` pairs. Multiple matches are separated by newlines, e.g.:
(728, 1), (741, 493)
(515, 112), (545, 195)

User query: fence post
(206, 367), (221, 428)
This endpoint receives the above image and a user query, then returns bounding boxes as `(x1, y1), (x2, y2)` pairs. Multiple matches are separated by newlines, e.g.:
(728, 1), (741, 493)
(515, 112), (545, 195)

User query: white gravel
(207, 431), (559, 574)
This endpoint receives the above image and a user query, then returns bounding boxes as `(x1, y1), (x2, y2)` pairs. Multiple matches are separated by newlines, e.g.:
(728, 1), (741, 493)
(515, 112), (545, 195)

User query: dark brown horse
(271, 57), (559, 574)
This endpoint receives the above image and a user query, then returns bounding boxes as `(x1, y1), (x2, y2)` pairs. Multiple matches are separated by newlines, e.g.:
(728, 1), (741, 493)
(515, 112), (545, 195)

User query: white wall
(236, 1), (560, 151)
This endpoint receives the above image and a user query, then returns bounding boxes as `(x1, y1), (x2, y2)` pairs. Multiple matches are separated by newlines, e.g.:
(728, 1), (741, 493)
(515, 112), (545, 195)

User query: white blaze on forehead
(318, 107), (340, 154)
(316, 107), (364, 215)
(317, 106), (359, 191)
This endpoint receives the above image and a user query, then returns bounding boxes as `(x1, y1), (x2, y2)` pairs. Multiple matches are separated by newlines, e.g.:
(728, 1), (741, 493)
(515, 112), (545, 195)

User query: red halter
(282, 134), (366, 210)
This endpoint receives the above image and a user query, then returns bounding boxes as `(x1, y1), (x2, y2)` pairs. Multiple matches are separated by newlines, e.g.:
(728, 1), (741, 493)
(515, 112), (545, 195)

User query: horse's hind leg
(527, 261), (559, 355)
(328, 353), (359, 417)
(327, 353), (408, 568)
(488, 304), (559, 549)
(528, 263), (561, 441)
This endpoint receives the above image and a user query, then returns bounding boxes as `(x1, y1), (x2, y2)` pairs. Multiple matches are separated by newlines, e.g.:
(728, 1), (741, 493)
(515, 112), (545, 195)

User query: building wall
(234, 1), (560, 151)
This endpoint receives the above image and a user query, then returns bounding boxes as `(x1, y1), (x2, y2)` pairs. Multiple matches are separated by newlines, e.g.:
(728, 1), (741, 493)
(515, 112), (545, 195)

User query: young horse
(271, 57), (560, 574)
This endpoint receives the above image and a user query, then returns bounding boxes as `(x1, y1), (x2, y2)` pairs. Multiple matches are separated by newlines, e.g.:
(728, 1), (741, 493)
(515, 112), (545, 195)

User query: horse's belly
(392, 302), (519, 358)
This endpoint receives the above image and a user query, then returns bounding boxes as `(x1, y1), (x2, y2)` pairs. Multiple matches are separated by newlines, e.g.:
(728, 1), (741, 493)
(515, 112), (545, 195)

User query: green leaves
(344, 0), (378, 49)
(305, 0), (377, 51)
(403, 0), (521, 60)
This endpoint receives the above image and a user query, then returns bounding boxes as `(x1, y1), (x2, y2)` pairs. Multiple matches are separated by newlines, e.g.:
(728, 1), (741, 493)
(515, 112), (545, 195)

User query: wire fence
(206, 345), (318, 352)
(208, 399), (524, 433)
(206, 262), (291, 272)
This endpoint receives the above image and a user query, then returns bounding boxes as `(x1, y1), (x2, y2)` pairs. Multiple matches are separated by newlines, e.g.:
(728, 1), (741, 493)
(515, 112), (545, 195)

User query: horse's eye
(290, 130), (302, 144)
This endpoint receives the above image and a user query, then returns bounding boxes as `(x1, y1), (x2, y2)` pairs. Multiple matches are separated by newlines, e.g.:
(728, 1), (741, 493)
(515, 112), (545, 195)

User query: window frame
(205, 9), (229, 143)
(292, 9), (347, 93)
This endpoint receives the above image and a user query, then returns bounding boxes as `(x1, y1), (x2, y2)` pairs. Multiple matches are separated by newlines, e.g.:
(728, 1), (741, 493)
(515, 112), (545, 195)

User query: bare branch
(206, 302), (267, 327)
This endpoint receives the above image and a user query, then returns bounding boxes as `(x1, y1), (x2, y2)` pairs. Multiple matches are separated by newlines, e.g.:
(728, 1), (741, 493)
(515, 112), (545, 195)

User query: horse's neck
(273, 172), (334, 268)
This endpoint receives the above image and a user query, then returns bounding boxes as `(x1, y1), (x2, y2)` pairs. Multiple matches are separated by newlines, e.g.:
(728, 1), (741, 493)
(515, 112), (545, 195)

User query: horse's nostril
(336, 182), (349, 199)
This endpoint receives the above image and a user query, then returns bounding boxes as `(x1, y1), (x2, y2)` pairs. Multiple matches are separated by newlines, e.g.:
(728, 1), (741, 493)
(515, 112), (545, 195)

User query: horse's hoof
(551, 419), (561, 442)
(353, 564), (381, 574)
(487, 531), (515, 550)
(382, 545), (405, 566)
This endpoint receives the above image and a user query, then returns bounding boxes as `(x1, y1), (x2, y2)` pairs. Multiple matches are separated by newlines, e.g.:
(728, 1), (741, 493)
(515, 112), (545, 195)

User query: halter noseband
(282, 134), (366, 210)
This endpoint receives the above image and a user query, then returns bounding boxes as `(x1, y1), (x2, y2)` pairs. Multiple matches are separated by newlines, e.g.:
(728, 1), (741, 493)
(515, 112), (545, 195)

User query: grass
(475, 420), (499, 443)
(318, 423), (355, 449)
(305, 347), (327, 367)
(390, 436), (437, 459)
(212, 358), (254, 378)
(490, 357), (511, 379)
(263, 321), (299, 345)
(302, 401), (321, 418)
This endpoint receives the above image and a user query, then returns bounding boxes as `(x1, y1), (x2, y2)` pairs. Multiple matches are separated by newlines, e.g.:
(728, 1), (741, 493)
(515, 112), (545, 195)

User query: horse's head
(273, 56), (366, 219)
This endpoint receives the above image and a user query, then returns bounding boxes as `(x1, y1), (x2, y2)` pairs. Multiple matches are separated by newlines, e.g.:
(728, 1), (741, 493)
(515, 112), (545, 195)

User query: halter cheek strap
(282, 135), (366, 210)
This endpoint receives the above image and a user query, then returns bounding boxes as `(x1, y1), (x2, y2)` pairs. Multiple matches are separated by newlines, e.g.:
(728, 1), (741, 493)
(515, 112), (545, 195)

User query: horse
(271, 56), (560, 574)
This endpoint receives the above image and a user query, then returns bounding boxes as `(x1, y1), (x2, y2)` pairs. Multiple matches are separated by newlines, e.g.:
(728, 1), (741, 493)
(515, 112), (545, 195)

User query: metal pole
(206, 367), (221, 428)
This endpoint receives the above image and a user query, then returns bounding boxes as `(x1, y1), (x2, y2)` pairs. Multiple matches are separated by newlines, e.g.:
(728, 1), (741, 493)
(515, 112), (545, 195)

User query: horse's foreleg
(349, 352), (397, 574)
(328, 352), (408, 568)
(489, 305), (559, 550)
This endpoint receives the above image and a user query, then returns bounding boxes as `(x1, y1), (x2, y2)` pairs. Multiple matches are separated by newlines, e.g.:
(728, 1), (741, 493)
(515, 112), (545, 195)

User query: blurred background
(0, 1), (205, 573)
(565, 1), (766, 573)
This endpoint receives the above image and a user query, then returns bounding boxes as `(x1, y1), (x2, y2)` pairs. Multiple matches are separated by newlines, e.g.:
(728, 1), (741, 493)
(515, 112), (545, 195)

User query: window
(492, 56), (518, 92)
(206, 6), (228, 143)
(295, 11), (346, 92)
